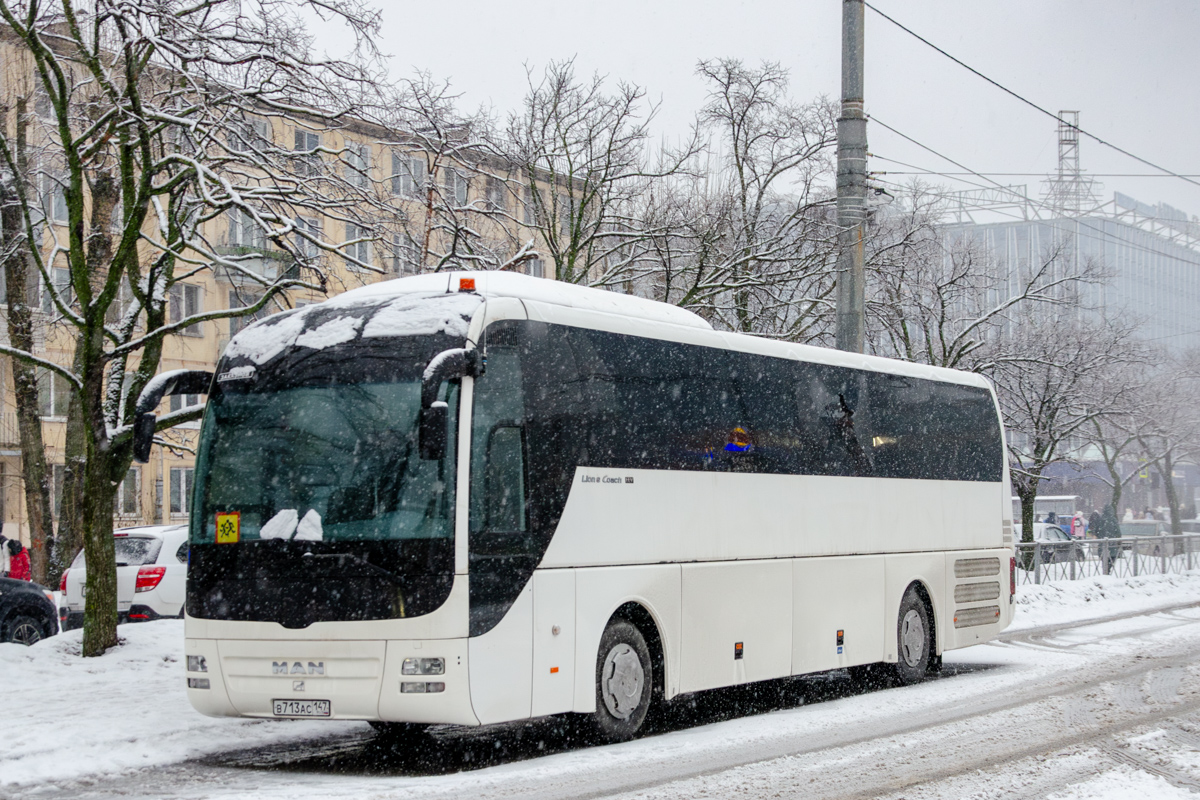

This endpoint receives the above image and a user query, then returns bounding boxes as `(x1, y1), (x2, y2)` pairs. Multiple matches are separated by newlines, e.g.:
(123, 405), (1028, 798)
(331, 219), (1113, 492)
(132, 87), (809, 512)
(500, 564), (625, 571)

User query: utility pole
(835, 0), (867, 353)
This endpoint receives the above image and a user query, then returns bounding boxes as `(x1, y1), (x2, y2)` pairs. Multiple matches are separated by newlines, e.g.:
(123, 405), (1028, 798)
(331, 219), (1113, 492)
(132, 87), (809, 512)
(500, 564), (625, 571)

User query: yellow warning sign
(216, 512), (240, 544)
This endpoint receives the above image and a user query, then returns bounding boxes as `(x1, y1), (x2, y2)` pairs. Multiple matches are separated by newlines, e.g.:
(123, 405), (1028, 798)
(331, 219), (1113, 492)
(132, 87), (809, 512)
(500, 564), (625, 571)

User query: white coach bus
(140, 271), (1015, 741)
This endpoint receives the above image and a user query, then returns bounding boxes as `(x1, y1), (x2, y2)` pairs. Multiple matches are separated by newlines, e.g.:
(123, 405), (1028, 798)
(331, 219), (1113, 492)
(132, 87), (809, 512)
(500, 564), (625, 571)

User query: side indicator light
(401, 682), (446, 693)
(458, 277), (476, 292)
(550, 667), (559, 674)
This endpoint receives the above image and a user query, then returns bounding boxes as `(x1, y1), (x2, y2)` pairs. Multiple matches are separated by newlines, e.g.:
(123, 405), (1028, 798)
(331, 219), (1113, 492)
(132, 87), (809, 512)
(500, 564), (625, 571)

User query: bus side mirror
(131, 369), (213, 464)
(133, 413), (158, 463)
(419, 401), (448, 460)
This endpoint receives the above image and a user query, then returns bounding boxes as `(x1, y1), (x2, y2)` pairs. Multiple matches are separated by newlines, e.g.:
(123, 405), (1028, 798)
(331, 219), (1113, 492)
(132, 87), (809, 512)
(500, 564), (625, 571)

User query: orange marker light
(550, 667), (559, 674)
(459, 277), (476, 292)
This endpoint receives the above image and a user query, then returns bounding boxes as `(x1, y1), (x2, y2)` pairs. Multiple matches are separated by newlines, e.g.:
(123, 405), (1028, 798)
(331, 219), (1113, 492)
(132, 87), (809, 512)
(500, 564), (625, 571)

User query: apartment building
(0, 101), (554, 545)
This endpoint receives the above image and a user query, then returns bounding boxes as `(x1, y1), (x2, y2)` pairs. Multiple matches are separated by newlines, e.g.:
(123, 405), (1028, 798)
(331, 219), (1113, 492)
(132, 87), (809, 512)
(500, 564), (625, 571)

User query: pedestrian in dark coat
(1096, 505), (1121, 575)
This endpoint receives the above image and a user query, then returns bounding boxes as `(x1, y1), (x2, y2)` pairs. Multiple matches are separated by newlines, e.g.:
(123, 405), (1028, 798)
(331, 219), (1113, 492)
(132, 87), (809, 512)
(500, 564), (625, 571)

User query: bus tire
(893, 587), (932, 685)
(592, 619), (653, 742)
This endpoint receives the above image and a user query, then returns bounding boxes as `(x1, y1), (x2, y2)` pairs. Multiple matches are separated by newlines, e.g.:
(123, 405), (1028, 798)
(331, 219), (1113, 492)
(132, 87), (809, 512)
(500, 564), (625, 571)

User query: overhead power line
(863, 2), (1200, 193)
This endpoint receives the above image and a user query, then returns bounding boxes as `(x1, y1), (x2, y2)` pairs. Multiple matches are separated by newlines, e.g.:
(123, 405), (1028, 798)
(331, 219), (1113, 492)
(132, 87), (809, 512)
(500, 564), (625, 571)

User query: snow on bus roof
(333, 271), (714, 330)
(222, 290), (482, 364)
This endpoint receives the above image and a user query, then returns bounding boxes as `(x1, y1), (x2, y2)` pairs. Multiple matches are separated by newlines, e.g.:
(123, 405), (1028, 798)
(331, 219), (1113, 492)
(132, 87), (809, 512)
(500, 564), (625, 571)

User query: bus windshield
(194, 379), (456, 545)
(187, 331), (462, 627)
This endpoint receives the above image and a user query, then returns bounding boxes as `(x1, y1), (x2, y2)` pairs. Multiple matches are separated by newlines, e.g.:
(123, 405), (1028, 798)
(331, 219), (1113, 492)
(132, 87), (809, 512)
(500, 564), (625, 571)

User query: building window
(169, 467), (194, 516)
(392, 154), (426, 197)
(169, 393), (203, 429)
(42, 172), (67, 222)
(485, 177), (507, 212)
(227, 207), (267, 249)
(523, 186), (537, 225)
(344, 221), (371, 269)
(168, 284), (203, 336)
(36, 368), (71, 418)
(443, 168), (468, 207)
(114, 467), (140, 516)
(293, 129), (322, 177)
(526, 258), (545, 279)
(295, 216), (322, 259)
(228, 289), (270, 337)
(41, 267), (72, 314)
(345, 142), (370, 188)
(227, 115), (271, 153)
(169, 393), (202, 413)
(392, 234), (420, 276)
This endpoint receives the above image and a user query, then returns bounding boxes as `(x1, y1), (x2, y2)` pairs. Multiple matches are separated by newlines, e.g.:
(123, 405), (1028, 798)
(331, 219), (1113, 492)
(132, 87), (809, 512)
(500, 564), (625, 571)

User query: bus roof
(261, 271), (994, 391)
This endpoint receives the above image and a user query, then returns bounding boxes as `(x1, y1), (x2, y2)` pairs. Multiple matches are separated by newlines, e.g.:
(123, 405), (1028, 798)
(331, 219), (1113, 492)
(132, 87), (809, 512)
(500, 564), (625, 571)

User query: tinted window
(570, 328), (742, 472)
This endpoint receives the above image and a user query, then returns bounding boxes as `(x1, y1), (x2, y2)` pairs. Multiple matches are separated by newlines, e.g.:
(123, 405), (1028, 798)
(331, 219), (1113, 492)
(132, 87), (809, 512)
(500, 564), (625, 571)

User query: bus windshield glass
(188, 318), (467, 626)
(194, 378), (456, 545)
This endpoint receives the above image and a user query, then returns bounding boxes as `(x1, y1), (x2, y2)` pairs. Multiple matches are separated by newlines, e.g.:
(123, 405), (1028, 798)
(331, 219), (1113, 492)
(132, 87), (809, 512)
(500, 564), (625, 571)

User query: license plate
(272, 699), (331, 717)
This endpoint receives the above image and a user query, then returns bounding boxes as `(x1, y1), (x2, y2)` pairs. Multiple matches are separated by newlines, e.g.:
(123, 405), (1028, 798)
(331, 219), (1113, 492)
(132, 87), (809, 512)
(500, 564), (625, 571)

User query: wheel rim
(900, 609), (925, 667)
(601, 643), (645, 720)
(11, 620), (42, 646)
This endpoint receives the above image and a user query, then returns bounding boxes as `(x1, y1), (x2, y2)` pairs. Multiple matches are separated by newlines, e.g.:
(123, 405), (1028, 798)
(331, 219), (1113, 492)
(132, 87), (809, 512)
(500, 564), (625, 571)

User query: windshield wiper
(301, 551), (404, 586)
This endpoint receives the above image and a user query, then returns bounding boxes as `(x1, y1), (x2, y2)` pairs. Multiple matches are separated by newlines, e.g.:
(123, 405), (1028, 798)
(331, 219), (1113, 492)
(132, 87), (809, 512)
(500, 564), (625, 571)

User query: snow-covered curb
(1012, 570), (1200, 632)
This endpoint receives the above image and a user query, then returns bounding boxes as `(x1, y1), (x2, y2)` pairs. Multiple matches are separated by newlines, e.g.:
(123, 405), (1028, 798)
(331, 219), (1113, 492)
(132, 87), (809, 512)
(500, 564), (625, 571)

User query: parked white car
(61, 525), (188, 630)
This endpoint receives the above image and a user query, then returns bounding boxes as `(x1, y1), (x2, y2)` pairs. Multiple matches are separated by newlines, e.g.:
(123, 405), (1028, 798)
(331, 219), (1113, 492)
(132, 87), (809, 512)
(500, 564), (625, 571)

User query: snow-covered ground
(5, 570), (1200, 799)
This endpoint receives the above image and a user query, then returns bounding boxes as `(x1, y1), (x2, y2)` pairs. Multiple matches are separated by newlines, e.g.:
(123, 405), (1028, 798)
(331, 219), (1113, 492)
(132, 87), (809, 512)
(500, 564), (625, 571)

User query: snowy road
(12, 585), (1200, 800)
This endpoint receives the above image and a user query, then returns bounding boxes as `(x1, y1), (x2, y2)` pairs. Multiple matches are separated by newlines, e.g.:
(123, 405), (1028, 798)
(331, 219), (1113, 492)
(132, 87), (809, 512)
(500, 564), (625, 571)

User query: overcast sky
(355, 0), (1200, 216)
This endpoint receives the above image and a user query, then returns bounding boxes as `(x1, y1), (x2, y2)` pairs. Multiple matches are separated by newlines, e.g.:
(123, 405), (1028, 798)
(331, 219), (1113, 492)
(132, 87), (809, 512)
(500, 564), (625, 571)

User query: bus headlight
(402, 657), (444, 675)
(187, 655), (208, 673)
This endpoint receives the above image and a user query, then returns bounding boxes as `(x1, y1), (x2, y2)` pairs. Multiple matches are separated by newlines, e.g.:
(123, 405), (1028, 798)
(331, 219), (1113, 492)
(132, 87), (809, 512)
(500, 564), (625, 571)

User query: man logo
(272, 661), (325, 675)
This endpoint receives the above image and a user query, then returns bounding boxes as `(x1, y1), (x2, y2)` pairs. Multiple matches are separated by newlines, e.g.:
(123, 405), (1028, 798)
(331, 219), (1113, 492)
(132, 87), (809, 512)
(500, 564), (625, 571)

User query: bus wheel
(893, 588), (932, 685)
(593, 620), (653, 742)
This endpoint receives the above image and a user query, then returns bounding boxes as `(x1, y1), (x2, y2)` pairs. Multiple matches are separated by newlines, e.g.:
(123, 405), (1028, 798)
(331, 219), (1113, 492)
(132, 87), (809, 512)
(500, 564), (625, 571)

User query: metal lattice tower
(1042, 111), (1100, 215)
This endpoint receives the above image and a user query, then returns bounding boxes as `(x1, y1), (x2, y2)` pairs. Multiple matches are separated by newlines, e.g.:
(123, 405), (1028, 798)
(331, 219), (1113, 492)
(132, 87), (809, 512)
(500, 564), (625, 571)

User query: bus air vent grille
(953, 605), (1001, 628)
(954, 582), (1001, 603)
(954, 557), (1001, 578)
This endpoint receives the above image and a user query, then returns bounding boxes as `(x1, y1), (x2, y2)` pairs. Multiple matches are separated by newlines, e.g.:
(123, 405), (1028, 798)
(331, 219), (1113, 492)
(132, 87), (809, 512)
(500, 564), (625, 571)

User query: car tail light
(135, 566), (166, 593)
(60, 570), (69, 593)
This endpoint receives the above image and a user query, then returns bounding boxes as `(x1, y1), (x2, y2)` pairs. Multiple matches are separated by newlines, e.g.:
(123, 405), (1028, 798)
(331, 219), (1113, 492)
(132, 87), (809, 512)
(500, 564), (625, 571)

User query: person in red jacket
(5, 538), (31, 581)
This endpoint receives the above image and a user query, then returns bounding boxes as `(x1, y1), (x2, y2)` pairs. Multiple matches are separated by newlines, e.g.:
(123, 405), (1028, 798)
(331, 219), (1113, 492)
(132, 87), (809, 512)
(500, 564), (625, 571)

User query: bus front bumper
(185, 637), (479, 726)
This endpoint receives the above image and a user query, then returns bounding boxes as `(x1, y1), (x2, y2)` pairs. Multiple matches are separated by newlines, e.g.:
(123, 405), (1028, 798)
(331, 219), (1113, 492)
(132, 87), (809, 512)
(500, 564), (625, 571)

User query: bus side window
(484, 423), (526, 532)
(469, 345), (526, 534)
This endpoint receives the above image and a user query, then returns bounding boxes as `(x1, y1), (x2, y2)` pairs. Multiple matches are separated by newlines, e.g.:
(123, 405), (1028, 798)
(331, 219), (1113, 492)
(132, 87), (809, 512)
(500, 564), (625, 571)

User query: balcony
(214, 245), (299, 286)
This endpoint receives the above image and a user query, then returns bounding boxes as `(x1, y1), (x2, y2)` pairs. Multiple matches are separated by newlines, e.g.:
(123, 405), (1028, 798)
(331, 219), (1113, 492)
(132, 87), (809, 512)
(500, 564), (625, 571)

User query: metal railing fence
(1014, 534), (1200, 586)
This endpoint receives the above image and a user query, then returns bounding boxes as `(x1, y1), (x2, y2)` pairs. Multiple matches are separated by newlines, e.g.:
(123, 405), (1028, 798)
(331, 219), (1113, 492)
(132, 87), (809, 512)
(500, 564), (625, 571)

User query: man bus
(137, 271), (1015, 742)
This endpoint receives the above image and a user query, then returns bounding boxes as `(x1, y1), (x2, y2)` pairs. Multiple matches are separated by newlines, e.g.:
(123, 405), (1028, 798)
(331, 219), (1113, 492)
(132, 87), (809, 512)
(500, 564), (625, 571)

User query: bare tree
(0, 0), (386, 655)
(677, 58), (838, 337)
(500, 59), (698, 286)
(984, 311), (1144, 544)
(1134, 363), (1200, 535)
